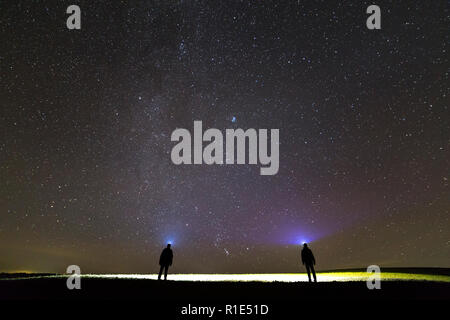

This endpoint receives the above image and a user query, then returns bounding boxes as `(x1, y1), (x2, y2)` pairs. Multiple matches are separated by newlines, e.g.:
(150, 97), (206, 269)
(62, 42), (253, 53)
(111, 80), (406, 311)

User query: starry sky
(1, 1), (449, 273)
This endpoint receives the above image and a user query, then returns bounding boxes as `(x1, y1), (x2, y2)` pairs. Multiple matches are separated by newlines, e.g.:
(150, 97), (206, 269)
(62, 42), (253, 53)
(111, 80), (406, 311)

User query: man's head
(303, 243), (308, 248)
(167, 243), (171, 249)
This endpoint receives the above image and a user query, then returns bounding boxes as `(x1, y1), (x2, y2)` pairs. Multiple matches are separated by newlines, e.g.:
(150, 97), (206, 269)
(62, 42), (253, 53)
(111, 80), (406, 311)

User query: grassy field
(0, 268), (449, 302)
(2, 267), (450, 282)
(6, 271), (448, 282)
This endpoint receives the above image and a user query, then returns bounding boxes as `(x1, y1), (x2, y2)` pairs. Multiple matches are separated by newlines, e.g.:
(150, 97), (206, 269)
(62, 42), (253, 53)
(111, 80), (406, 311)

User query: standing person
(301, 243), (317, 282)
(158, 243), (173, 280)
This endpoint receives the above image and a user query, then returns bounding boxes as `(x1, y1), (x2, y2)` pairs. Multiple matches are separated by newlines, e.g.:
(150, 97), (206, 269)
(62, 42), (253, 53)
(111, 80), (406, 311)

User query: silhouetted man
(158, 243), (173, 280)
(301, 243), (316, 282)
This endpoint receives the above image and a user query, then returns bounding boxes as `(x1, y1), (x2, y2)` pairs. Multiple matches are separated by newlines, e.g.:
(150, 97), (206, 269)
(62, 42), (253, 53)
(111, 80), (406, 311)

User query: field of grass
(0, 268), (448, 303)
(3, 268), (450, 283)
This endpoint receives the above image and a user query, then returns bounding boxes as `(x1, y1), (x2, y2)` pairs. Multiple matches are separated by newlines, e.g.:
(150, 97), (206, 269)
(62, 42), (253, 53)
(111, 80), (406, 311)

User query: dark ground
(1, 277), (449, 301)
(0, 277), (449, 318)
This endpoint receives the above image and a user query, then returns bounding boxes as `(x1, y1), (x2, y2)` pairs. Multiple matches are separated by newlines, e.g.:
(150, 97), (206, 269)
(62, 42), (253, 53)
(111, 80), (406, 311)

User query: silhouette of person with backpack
(158, 243), (173, 280)
(301, 243), (317, 282)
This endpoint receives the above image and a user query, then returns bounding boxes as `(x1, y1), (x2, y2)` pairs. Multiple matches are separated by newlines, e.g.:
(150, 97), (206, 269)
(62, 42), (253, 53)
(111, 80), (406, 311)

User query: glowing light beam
(4, 273), (449, 283)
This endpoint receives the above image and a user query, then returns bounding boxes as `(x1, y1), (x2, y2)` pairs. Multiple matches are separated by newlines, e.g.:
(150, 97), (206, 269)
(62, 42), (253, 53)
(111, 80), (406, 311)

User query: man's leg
(306, 264), (312, 282)
(158, 265), (164, 280)
(311, 264), (317, 282)
(164, 265), (169, 280)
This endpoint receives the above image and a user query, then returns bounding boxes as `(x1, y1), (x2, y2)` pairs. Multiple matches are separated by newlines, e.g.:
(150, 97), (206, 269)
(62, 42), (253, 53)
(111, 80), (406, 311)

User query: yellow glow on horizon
(3, 272), (449, 283)
(80, 272), (450, 283)
(1, 270), (36, 274)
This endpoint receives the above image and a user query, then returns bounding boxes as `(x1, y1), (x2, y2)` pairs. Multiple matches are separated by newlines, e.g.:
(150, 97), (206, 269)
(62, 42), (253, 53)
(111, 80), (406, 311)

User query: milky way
(1, 1), (448, 273)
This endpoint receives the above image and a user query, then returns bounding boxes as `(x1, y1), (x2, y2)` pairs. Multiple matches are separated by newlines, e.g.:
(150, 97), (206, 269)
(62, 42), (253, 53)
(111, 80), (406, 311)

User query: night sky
(1, 1), (449, 274)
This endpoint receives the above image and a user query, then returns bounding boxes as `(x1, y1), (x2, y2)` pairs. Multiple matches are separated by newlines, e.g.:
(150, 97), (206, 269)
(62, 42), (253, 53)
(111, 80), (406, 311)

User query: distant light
(56, 272), (450, 283)
(231, 116), (236, 123)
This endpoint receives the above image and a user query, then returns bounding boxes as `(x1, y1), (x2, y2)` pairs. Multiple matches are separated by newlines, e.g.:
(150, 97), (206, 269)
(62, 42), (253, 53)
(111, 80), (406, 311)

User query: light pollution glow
(4, 273), (450, 283)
